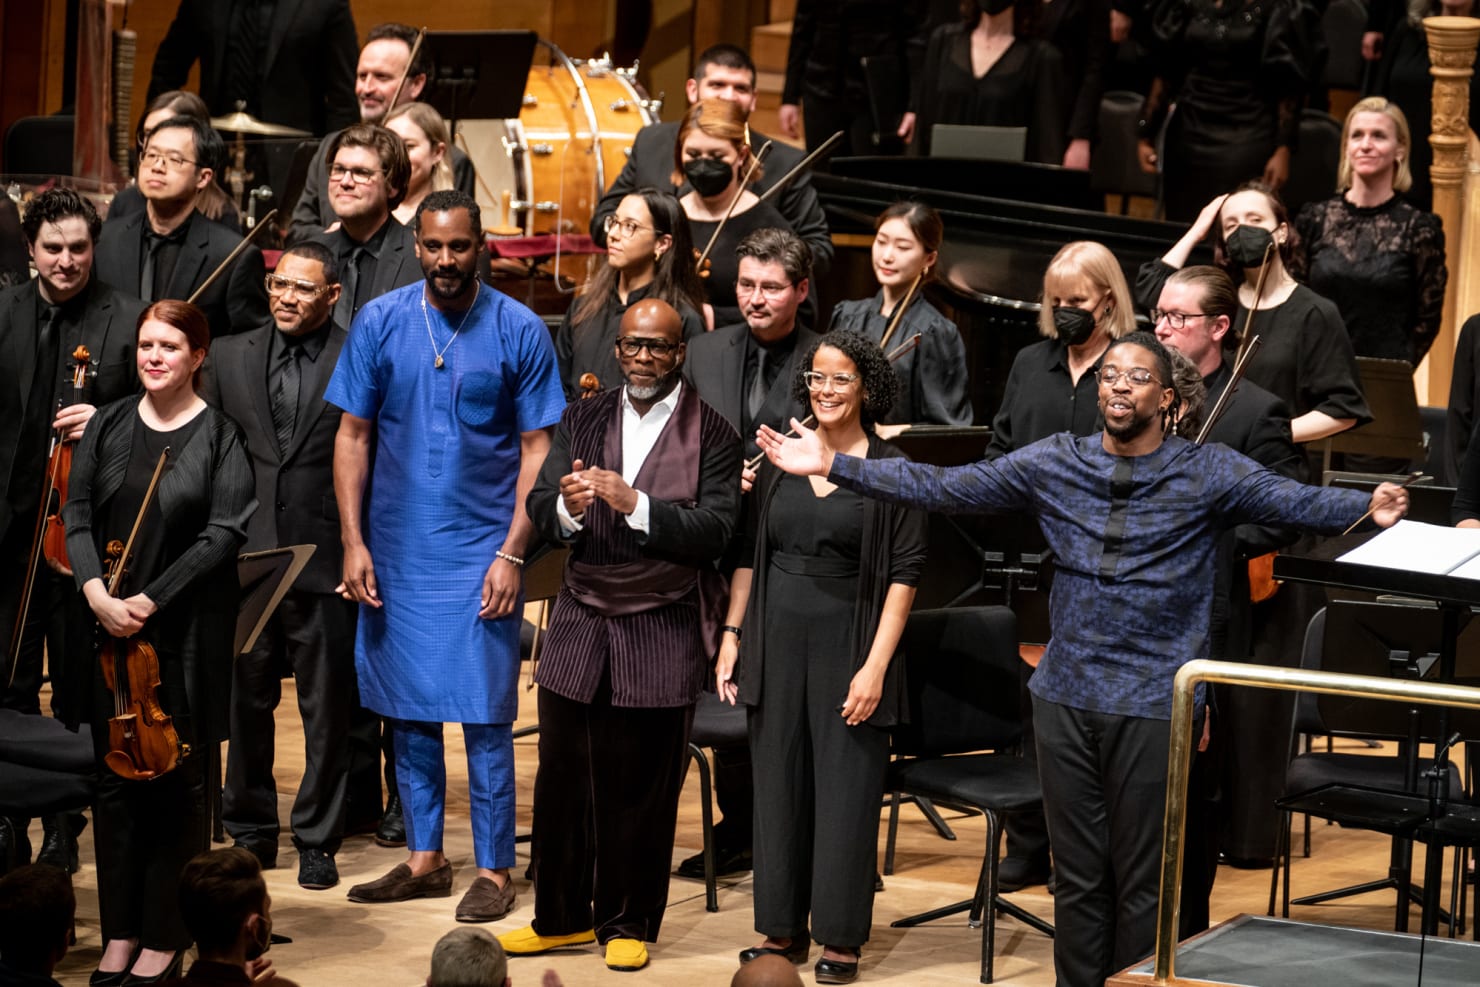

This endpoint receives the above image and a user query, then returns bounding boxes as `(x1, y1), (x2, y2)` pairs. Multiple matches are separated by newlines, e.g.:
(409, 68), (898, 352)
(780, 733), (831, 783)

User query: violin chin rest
(104, 751), (157, 781)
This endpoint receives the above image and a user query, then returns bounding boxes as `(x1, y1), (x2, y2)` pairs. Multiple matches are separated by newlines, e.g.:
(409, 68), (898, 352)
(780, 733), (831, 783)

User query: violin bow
(389, 27), (428, 112)
(187, 210), (277, 305)
(1194, 335), (1261, 446)
(695, 140), (774, 272)
(755, 131), (847, 206)
(107, 449), (171, 598)
(878, 272), (923, 352)
(1234, 239), (1276, 367)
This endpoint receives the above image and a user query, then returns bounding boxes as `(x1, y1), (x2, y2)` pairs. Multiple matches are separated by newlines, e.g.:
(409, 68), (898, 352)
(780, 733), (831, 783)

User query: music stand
(420, 31), (538, 131)
(1320, 357), (1427, 477)
(235, 545), (314, 655)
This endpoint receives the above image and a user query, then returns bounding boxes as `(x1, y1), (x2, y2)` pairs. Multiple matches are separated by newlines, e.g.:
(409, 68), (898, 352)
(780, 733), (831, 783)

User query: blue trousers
(392, 719), (515, 870)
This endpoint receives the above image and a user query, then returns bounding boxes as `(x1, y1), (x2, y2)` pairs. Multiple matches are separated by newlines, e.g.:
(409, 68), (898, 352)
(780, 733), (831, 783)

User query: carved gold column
(1422, 15), (1480, 406)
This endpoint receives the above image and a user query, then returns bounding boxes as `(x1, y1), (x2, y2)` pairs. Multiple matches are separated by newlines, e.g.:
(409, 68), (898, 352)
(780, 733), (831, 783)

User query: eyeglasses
(329, 164), (385, 185)
(736, 279), (794, 299)
(265, 274), (330, 298)
(603, 215), (655, 239)
(1097, 367), (1163, 388)
(802, 371), (861, 392)
(140, 149), (198, 171)
(615, 336), (680, 358)
(1150, 309), (1208, 330)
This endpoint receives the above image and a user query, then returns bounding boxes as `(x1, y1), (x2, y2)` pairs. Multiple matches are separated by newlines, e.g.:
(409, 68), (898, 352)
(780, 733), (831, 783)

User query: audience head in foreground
(428, 927), (510, 987)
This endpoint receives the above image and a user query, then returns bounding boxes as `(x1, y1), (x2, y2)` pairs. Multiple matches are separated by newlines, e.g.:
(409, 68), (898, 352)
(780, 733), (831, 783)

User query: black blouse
(911, 25), (1071, 163)
(986, 336), (1106, 457)
(827, 292), (973, 426)
(1296, 194), (1447, 366)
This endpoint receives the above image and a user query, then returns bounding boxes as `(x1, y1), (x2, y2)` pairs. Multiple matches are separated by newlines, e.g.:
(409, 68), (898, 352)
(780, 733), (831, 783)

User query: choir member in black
(676, 99), (793, 329)
(1137, 0), (1313, 222)
(1031, 0), (1112, 170)
(555, 189), (707, 401)
(718, 330), (926, 985)
(63, 300), (254, 983)
(905, 0), (1071, 162)
(988, 239), (1137, 459)
(827, 202), (971, 426)
(1296, 97), (1448, 368)
(985, 238), (1138, 892)
(1136, 184), (1369, 444)
(1374, 0), (1480, 211)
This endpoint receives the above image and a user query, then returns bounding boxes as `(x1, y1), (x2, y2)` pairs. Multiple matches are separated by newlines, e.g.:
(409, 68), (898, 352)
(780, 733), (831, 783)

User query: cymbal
(208, 111), (310, 137)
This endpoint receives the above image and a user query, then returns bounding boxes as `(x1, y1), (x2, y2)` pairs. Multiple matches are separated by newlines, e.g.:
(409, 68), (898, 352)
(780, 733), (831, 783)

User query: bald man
(508, 299), (741, 972)
(732, 954), (805, 987)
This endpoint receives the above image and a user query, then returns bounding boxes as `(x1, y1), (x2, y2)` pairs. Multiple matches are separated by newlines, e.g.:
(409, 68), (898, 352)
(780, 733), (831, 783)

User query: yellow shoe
(605, 938), (649, 972)
(497, 925), (596, 956)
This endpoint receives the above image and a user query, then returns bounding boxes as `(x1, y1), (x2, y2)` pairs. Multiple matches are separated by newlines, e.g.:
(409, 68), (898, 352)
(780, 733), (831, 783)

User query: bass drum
(459, 42), (658, 286)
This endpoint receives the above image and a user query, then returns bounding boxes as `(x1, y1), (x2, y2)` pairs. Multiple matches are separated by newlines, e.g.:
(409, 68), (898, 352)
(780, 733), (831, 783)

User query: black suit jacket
(682, 322), (821, 456)
(589, 120), (833, 276)
(201, 321), (346, 595)
(289, 135), (477, 244)
(0, 278), (146, 538)
(94, 209), (269, 340)
(309, 219), (423, 307)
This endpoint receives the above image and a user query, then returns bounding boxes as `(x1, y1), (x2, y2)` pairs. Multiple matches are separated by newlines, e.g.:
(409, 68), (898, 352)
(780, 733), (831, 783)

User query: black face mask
(1224, 224), (1275, 268)
(978, 0), (1016, 14)
(683, 158), (734, 198)
(1053, 305), (1098, 346)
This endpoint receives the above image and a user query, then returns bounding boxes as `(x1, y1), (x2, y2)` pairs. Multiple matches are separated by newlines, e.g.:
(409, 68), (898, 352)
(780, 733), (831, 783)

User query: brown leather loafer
(455, 875), (517, 922)
(346, 862), (453, 903)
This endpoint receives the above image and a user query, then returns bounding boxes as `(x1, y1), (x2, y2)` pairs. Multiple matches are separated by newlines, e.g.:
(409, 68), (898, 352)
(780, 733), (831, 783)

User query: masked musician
(167, 847), (297, 987)
(591, 44), (833, 278)
(64, 300), (255, 984)
(94, 116), (270, 341)
(826, 202), (971, 426)
(0, 189), (145, 872)
(554, 188), (706, 401)
(756, 331), (1409, 987)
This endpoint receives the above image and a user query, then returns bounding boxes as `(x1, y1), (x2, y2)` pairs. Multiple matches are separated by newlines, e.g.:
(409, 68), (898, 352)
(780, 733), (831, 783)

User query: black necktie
(334, 247), (364, 328)
(140, 232), (165, 302)
(271, 345), (301, 455)
(748, 349), (769, 420)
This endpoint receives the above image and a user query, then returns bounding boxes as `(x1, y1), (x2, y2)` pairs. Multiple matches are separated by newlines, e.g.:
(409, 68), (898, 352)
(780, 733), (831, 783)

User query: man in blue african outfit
(756, 332), (1410, 987)
(327, 190), (564, 922)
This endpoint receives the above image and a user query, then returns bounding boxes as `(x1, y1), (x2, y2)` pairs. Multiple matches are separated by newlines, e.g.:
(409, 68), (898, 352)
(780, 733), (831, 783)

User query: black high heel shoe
(815, 947), (861, 985)
(120, 950), (183, 985)
(91, 943), (141, 987)
(738, 936), (810, 965)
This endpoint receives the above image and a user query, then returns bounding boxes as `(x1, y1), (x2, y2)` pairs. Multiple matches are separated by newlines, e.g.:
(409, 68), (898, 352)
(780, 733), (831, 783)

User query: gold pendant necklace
(422, 282), (479, 370)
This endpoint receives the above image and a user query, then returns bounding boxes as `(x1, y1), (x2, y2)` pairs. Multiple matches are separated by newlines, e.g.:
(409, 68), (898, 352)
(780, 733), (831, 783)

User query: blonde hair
(1337, 96), (1413, 194)
(1036, 240), (1137, 341)
(670, 98), (762, 187)
(384, 101), (454, 194)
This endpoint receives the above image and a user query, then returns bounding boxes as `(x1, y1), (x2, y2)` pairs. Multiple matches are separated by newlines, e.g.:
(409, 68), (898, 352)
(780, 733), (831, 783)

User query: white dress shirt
(556, 381), (684, 537)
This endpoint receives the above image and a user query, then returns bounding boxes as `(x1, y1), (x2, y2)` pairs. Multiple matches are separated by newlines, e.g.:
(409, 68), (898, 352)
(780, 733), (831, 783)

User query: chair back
(890, 606), (1020, 757)
(3, 115), (75, 177)
(1282, 110), (1341, 217)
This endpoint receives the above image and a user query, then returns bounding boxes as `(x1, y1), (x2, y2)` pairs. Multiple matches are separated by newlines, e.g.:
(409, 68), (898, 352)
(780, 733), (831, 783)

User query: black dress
(687, 201), (794, 328)
(735, 437), (927, 948)
(1143, 0), (1311, 222)
(827, 292), (973, 425)
(63, 399), (253, 951)
(1296, 194), (1448, 366)
(911, 24), (1071, 163)
(1033, 0), (1112, 147)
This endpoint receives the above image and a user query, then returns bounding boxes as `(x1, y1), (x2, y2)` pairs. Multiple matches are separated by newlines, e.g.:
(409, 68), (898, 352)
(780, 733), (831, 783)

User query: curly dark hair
(792, 330), (898, 426)
(21, 187), (102, 245)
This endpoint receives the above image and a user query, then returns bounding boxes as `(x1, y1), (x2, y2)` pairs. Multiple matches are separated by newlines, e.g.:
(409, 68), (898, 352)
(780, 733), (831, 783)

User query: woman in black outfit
(905, 0), (1071, 163)
(1296, 97), (1447, 368)
(65, 300), (254, 984)
(718, 331), (927, 985)
(1137, 0), (1312, 222)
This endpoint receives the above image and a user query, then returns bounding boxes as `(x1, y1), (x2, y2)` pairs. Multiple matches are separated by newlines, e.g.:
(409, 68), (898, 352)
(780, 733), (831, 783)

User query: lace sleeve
(1410, 211), (1448, 363)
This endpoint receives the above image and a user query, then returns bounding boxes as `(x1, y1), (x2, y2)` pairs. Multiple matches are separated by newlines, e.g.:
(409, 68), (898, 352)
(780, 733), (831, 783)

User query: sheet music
(1337, 520), (1480, 576)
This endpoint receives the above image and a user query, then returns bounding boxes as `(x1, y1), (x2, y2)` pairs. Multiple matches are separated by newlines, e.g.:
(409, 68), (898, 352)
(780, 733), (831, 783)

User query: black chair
(1283, 109), (1342, 217)
(1091, 90), (1159, 215)
(3, 115), (74, 177)
(683, 690), (748, 912)
(885, 606), (1052, 984)
(1270, 604), (1469, 931)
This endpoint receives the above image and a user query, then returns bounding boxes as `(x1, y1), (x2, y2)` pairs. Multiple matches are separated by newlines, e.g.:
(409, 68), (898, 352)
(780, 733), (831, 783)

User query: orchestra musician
(64, 299), (255, 985)
(591, 44), (833, 278)
(0, 190), (146, 875)
(554, 188), (707, 401)
(289, 23), (477, 244)
(826, 202), (972, 425)
(719, 330), (927, 985)
(504, 298), (740, 974)
(384, 103), (455, 227)
(675, 99), (795, 330)
(755, 330), (1410, 987)
(94, 115), (270, 340)
(108, 92), (240, 232)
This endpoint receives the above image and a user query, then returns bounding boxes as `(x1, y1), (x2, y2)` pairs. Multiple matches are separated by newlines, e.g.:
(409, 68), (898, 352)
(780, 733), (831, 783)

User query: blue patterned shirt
(829, 433), (1371, 719)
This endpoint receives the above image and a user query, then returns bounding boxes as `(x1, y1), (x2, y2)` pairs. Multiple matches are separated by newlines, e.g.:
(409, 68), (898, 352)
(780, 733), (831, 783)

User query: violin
(97, 448), (189, 781)
(43, 345), (93, 572)
(579, 372), (603, 399)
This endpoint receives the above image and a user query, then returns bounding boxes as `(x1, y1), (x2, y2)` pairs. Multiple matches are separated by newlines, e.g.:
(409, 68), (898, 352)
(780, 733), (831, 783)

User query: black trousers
(531, 681), (693, 945)
(0, 523), (72, 716)
(709, 745), (753, 850)
(749, 635), (890, 948)
(1004, 657), (1051, 866)
(223, 591), (357, 854)
(1034, 697), (1192, 987)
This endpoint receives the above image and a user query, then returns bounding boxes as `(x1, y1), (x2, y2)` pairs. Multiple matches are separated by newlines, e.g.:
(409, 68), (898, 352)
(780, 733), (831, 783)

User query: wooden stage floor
(37, 676), (1474, 987)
